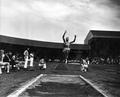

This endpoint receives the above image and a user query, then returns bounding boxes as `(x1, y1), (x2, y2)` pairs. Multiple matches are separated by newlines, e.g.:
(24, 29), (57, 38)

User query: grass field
(81, 64), (120, 97)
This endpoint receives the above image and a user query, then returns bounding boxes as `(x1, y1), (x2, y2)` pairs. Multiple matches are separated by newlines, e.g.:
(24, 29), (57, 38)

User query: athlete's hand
(64, 30), (67, 34)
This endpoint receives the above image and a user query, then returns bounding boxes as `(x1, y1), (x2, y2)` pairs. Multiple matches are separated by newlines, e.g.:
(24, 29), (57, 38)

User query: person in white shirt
(29, 53), (34, 67)
(23, 48), (29, 68)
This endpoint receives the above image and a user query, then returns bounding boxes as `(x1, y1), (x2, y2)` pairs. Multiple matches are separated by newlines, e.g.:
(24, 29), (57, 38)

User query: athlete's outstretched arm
(62, 30), (67, 43)
(70, 35), (76, 44)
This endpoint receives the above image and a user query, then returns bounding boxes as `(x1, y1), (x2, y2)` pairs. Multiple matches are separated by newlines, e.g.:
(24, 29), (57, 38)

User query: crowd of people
(1, 48), (119, 74)
(0, 30), (77, 74)
(0, 48), (47, 74)
(89, 56), (120, 65)
(79, 56), (120, 72)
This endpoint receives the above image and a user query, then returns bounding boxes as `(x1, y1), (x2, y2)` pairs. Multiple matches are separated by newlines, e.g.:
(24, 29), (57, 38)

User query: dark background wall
(89, 38), (120, 57)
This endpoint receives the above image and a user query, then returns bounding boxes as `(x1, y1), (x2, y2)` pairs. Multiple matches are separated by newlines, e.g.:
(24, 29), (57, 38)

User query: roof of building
(84, 30), (120, 44)
(0, 35), (89, 50)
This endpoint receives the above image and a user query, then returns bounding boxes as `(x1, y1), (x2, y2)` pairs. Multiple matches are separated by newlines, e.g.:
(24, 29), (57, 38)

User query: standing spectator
(29, 53), (34, 67)
(24, 48), (29, 68)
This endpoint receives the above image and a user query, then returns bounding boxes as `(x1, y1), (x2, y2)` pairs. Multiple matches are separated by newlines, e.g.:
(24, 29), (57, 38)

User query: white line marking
(7, 74), (43, 97)
(79, 75), (113, 97)
(7, 74), (113, 97)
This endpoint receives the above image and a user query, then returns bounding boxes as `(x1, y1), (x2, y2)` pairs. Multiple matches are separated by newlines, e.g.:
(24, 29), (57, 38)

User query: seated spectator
(8, 52), (15, 70)
(38, 58), (46, 70)
(81, 58), (88, 72)
(0, 50), (10, 74)
(10, 55), (19, 70)
(15, 61), (25, 70)
(14, 54), (26, 70)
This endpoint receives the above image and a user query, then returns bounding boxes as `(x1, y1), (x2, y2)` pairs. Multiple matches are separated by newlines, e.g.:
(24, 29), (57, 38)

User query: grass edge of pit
(79, 75), (113, 97)
(7, 74), (44, 97)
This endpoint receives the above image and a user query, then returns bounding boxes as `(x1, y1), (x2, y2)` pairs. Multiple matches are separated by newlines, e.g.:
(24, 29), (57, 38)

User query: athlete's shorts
(63, 48), (70, 52)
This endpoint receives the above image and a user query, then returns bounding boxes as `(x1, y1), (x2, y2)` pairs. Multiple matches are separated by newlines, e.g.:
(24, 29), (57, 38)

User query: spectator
(0, 50), (10, 74)
(81, 58), (88, 72)
(10, 55), (18, 70)
(38, 58), (46, 70)
(29, 53), (34, 67)
(23, 48), (29, 68)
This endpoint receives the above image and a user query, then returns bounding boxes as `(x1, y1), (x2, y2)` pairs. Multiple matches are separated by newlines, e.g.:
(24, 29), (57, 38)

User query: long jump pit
(7, 74), (105, 97)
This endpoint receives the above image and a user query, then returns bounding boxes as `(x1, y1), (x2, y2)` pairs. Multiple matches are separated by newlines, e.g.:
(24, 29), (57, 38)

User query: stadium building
(85, 30), (120, 58)
(0, 35), (89, 61)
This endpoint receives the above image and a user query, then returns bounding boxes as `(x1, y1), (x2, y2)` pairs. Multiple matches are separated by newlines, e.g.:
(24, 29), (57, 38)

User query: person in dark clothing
(3, 53), (10, 63)
(10, 55), (17, 70)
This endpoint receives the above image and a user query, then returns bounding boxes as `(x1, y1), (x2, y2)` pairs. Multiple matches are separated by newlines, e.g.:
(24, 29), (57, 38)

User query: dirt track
(19, 74), (104, 97)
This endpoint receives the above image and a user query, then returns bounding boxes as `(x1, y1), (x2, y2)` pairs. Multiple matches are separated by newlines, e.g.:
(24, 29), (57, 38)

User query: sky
(0, 0), (120, 44)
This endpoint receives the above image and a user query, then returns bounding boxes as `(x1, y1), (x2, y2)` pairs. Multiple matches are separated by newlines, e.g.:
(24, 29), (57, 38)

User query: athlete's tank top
(64, 42), (70, 48)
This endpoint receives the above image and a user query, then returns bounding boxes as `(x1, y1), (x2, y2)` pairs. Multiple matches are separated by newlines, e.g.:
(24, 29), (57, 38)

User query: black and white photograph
(0, 0), (120, 97)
